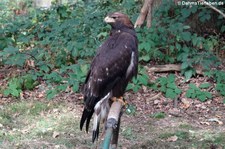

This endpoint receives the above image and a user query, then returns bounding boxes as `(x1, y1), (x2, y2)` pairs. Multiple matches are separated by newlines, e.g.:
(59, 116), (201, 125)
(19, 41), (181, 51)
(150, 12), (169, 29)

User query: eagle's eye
(112, 16), (117, 19)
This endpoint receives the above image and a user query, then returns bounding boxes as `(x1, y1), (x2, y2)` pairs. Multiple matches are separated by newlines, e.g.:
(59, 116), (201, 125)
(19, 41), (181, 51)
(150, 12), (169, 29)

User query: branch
(198, 0), (225, 19)
(146, 64), (203, 75)
(146, 0), (154, 28)
(134, 0), (152, 28)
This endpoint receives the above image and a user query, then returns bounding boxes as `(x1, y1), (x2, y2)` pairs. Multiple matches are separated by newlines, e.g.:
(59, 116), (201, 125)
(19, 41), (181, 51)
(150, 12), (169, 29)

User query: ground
(0, 69), (225, 149)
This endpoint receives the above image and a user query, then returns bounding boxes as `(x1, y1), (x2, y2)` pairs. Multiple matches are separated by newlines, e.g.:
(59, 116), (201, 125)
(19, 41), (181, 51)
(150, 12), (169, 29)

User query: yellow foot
(111, 97), (127, 106)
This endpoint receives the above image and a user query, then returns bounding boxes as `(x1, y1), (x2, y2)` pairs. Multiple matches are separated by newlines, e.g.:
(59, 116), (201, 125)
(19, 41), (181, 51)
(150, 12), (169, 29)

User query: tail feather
(80, 96), (98, 132)
(80, 108), (94, 132)
(92, 122), (100, 142)
(86, 110), (94, 132)
(92, 110), (101, 142)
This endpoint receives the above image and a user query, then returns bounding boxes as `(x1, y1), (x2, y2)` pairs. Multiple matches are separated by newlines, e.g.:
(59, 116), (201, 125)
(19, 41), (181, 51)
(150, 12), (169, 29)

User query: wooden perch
(101, 101), (123, 149)
(146, 64), (203, 75)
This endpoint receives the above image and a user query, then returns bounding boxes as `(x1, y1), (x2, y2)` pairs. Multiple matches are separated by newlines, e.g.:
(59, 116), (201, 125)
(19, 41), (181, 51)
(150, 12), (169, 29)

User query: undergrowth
(0, 0), (225, 101)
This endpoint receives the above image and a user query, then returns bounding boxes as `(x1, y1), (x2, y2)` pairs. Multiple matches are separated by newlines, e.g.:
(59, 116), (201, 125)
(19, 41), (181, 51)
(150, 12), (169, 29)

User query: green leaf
(72, 83), (79, 92)
(46, 89), (57, 99)
(140, 55), (150, 62)
(181, 31), (191, 42)
(138, 75), (148, 86)
(199, 83), (211, 89)
(152, 112), (166, 119)
(165, 88), (177, 99)
(168, 74), (175, 83)
(175, 88), (182, 94)
(205, 92), (212, 99)
(3, 46), (19, 54)
(198, 94), (207, 102)
(181, 8), (191, 18)
(186, 89), (193, 98)
(181, 62), (189, 70)
(184, 69), (193, 80)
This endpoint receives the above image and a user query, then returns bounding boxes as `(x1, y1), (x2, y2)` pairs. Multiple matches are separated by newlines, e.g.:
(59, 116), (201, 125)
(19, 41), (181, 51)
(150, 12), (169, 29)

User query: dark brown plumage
(80, 12), (138, 142)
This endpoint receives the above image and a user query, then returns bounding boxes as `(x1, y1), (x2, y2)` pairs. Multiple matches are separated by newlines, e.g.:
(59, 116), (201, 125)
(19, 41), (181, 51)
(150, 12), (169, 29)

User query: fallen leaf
(167, 135), (178, 142)
(154, 100), (160, 105)
(52, 131), (60, 138)
(181, 98), (192, 108)
(200, 121), (210, 125)
(208, 118), (223, 125)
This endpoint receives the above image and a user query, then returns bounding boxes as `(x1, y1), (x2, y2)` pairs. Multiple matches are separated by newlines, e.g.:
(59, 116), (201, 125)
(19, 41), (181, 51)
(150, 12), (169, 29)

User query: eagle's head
(104, 12), (134, 29)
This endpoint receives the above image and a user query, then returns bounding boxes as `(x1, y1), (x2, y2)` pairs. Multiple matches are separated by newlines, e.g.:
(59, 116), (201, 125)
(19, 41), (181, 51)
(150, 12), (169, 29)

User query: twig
(198, 0), (225, 19)
(146, 92), (162, 104)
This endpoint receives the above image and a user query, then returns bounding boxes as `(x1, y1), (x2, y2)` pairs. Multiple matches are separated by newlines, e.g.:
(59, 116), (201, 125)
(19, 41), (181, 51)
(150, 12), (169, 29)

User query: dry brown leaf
(200, 121), (210, 125)
(181, 98), (192, 109)
(52, 131), (60, 138)
(37, 92), (44, 98)
(208, 118), (223, 125)
(167, 135), (178, 142)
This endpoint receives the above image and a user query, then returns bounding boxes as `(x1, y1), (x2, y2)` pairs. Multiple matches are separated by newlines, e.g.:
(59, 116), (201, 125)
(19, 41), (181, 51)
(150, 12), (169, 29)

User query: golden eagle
(80, 12), (138, 142)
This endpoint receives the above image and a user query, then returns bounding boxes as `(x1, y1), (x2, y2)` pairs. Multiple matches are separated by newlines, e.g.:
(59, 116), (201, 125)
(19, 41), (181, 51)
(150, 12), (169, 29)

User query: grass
(0, 100), (87, 148)
(151, 112), (166, 119)
(0, 100), (225, 148)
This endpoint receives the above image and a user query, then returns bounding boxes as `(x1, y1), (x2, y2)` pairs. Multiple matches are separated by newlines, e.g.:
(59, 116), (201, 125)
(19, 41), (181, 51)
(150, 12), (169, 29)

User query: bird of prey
(80, 12), (138, 143)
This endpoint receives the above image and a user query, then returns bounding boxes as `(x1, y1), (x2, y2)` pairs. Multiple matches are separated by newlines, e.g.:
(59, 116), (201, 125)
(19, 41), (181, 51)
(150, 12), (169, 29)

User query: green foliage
(138, 0), (223, 80)
(152, 74), (181, 99)
(186, 83), (212, 102)
(216, 84), (225, 96)
(121, 127), (136, 140)
(205, 70), (225, 97)
(3, 78), (22, 98)
(126, 67), (149, 92)
(0, 0), (143, 98)
(151, 112), (166, 119)
(3, 74), (38, 98)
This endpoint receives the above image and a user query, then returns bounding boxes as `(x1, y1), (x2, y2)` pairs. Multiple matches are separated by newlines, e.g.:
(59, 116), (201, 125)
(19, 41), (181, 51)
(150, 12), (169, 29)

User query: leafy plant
(3, 73), (38, 98)
(186, 83), (212, 102)
(152, 74), (181, 99)
(151, 112), (166, 119)
(126, 67), (149, 92)
(216, 84), (225, 96)
(4, 78), (23, 97)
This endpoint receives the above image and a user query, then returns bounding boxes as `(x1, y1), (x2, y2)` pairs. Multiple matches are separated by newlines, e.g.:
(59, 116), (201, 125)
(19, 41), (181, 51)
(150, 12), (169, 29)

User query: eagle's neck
(110, 27), (136, 37)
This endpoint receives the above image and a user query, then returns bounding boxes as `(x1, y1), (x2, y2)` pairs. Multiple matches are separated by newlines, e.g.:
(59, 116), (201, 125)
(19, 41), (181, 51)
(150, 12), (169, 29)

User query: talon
(111, 97), (127, 106)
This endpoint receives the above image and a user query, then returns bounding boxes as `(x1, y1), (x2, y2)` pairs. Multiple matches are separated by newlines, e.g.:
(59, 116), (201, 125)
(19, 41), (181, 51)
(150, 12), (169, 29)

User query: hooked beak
(104, 16), (115, 23)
